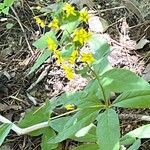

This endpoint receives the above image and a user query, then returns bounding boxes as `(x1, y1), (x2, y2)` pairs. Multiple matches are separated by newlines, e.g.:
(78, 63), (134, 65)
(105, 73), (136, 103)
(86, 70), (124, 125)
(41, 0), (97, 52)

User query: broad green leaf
(50, 116), (97, 142)
(18, 102), (51, 136)
(50, 116), (71, 132)
(60, 16), (80, 44)
(41, 128), (58, 150)
(120, 135), (136, 146)
(96, 109), (120, 150)
(61, 45), (75, 58)
(92, 56), (112, 75)
(4, 0), (14, 6)
(28, 49), (51, 75)
(49, 108), (99, 143)
(112, 90), (150, 108)
(89, 35), (110, 60)
(72, 143), (99, 150)
(127, 139), (141, 150)
(2, 6), (9, 14)
(0, 123), (12, 146)
(101, 69), (150, 93)
(121, 124), (150, 140)
(33, 31), (56, 49)
(83, 79), (103, 101)
(0, 3), (5, 10)
(72, 125), (96, 142)
(75, 123), (94, 137)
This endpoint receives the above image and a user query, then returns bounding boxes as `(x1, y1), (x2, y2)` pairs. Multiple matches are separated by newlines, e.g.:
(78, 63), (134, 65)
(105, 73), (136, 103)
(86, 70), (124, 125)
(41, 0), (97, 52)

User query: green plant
(0, 2), (150, 150)
(0, 0), (15, 14)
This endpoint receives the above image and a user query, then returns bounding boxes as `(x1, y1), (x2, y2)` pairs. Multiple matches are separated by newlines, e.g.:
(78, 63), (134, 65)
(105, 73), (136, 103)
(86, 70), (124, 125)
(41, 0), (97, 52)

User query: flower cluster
(34, 3), (95, 80)
(34, 16), (45, 28)
(63, 3), (76, 17)
(73, 28), (91, 45)
(48, 17), (59, 31)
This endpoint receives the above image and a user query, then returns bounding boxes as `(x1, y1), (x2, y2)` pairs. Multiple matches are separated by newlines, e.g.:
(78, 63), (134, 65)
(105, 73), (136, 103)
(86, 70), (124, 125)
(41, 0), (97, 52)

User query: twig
(10, 6), (34, 56)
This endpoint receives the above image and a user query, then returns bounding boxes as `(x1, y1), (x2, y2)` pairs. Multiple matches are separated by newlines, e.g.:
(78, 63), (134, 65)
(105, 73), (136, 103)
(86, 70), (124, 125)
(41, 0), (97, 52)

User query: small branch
(10, 7), (34, 56)
(0, 109), (77, 135)
(87, 64), (107, 103)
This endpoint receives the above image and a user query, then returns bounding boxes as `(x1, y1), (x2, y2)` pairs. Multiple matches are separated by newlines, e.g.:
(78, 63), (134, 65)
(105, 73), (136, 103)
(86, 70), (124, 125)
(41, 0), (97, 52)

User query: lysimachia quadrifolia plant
(0, 2), (150, 150)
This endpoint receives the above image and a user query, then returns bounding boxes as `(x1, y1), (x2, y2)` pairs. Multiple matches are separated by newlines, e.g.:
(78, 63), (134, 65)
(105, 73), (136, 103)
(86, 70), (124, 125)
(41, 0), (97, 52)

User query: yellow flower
(73, 28), (91, 45)
(62, 65), (74, 80)
(63, 3), (76, 17)
(48, 17), (59, 31)
(80, 52), (95, 64)
(68, 50), (78, 64)
(53, 50), (64, 65)
(34, 16), (46, 28)
(79, 9), (89, 23)
(47, 37), (57, 51)
(64, 104), (75, 110)
(40, 21), (46, 28)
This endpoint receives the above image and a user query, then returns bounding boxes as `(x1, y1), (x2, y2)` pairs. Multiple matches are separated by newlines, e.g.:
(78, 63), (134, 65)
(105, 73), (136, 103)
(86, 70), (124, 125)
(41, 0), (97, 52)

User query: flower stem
(87, 64), (108, 106)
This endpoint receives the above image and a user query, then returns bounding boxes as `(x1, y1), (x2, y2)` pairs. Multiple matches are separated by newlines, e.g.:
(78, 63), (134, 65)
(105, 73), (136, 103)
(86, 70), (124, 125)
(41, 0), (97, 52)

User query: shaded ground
(0, 0), (150, 149)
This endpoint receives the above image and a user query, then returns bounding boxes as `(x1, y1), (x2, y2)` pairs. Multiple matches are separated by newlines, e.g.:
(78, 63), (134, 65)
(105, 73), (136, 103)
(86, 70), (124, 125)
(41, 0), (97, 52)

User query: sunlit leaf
(0, 123), (12, 146)
(113, 90), (150, 108)
(96, 109), (120, 150)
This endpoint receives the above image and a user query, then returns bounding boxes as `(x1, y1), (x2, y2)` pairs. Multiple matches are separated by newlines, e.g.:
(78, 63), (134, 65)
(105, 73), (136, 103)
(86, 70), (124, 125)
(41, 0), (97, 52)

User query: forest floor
(0, 0), (150, 149)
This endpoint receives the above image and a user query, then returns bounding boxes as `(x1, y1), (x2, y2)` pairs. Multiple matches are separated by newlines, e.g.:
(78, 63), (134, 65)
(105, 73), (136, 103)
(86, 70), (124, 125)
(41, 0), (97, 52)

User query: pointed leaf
(33, 31), (56, 49)
(127, 139), (141, 150)
(89, 35), (110, 60)
(112, 90), (150, 108)
(121, 124), (150, 140)
(0, 123), (12, 146)
(96, 109), (120, 150)
(41, 128), (58, 150)
(101, 69), (150, 92)
(4, 0), (14, 6)
(92, 56), (112, 75)
(18, 102), (51, 136)
(49, 108), (99, 143)
(28, 50), (51, 75)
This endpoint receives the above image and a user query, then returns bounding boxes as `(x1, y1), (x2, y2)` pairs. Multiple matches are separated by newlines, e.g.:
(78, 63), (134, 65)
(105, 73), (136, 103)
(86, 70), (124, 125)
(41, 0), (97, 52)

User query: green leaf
(50, 116), (97, 143)
(89, 35), (110, 60)
(2, 6), (9, 14)
(72, 125), (96, 142)
(0, 3), (5, 10)
(4, 0), (14, 7)
(50, 116), (71, 132)
(112, 90), (150, 108)
(33, 31), (56, 49)
(0, 123), (12, 146)
(60, 17), (80, 44)
(127, 139), (141, 150)
(49, 108), (99, 144)
(72, 144), (99, 150)
(28, 49), (51, 75)
(6, 23), (14, 29)
(18, 103), (51, 136)
(121, 124), (150, 140)
(92, 56), (112, 75)
(41, 128), (58, 150)
(120, 135), (136, 146)
(101, 69), (150, 93)
(61, 45), (74, 58)
(96, 109), (120, 150)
